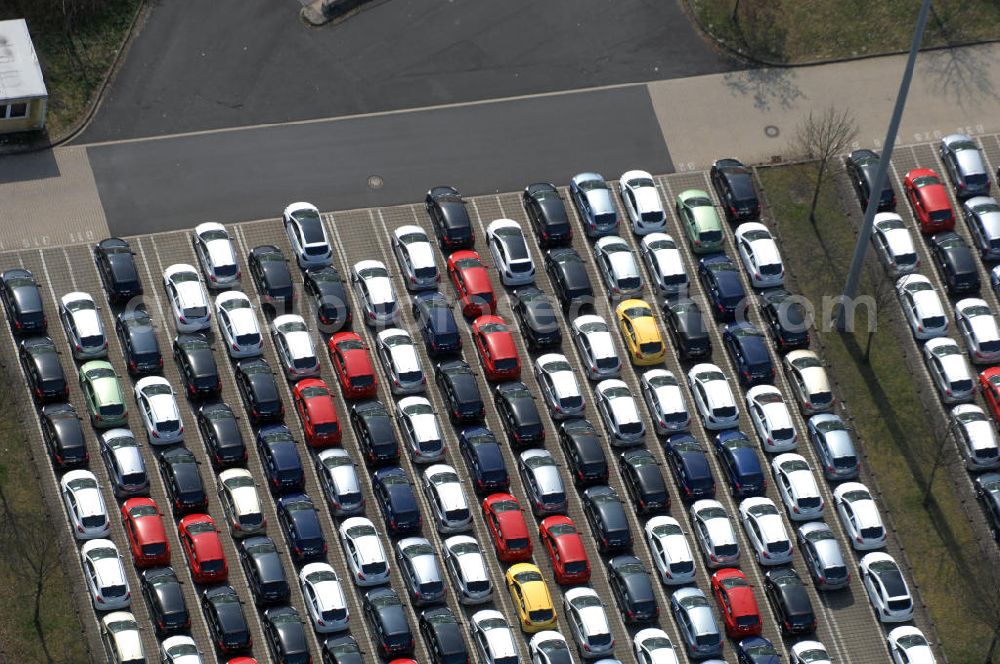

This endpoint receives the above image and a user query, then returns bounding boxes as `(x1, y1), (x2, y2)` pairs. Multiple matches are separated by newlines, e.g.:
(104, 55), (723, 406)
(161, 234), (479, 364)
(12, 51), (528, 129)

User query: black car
(115, 307), (161, 375)
(202, 585), (252, 654)
(412, 291), (462, 356)
(582, 485), (632, 553)
(458, 425), (509, 494)
(94, 238), (142, 303)
(619, 448), (669, 514)
(372, 467), (423, 536)
(140, 567), (190, 636)
(350, 399), (399, 465)
(197, 402), (247, 468)
(710, 158), (761, 223)
(0, 268), (45, 333)
(607, 555), (658, 624)
(249, 245), (295, 311)
(236, 357), (284, 423)
(173, 333), (221, 398)
(363, 587), (415, 658)
(426, 186), (475, 250)
(759, 289), (810, 351)
(664, 433), (716, 501)
(158, 446), (208, 514)
(263, 606), (311, 664)
(322, 634), (363, 664)
(40, 403), (88, 467)
(419, 606), (468, 664)
(277, 492), (327, 562)
(512, 286), (561, 349)
(663, 298), (711, 360)
(929, 231), (981, 295)
(722, 322), (774, 387)
(713, 430), (766, 499)
(494, 381), (544, 447)
(698, 254), (747, 322)
(304, 265), (351, 331)
(523, 182), (572, 247)
(19, 335), (67, 403)
(763, 567), (816, 635)
(238, 536), (291, 606)
(975, 472), (1000, 541)
(435, 359), (484, 424)
(844, 149), (896, 212)
(257, 424), (305, 494)
(544, 247), (594, 312)
(559, 419), (608, 486)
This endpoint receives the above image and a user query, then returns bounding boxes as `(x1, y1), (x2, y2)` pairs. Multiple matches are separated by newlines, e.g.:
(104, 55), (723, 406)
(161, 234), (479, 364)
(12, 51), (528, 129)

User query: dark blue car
(698, 254), (746, 322)
(412, 291), (462, 356)
(722, 322), (774, 386)
(257, 425), (305, 494)
(372, 467), (423, 536)
(713, 430), (766, 499)
(276, 493), (326, 562)
(736, 636), (781, 664)
(663, 433), (715, 501)
(458, 426), (509, 494)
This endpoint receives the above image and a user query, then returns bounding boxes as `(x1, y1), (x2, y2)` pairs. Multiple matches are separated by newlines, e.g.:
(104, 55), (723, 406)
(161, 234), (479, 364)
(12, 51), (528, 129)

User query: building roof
(0, 19), (47, 101)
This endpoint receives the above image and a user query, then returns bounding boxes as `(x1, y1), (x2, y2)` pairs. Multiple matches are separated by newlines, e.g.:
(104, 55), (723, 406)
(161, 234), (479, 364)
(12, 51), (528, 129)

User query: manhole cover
(367, 175), (384, 190)
(764, 125), (780, 138)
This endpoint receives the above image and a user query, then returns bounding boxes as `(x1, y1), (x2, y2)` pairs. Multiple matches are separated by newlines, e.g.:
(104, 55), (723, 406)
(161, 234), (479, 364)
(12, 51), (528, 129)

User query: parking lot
(0, 160), (940, 662)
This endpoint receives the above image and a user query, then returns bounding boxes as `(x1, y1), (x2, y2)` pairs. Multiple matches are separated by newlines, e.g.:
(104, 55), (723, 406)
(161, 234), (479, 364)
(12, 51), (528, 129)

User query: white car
(315, 448), (364, 516)
(791, 640), (832, 664)
(962, 196), (1000, 261)
(271, 314), (320, 379)
(571, 314), (622, 379)
(738, 497), (793, 565)
(192, 222), (239, 289)
(218, 468), (266, 537)
(644, 516), (696, 585)
(896, 274), (948, 340)
(530, 631), (575, 663)
(887, 626), (937, 664)
(376, 328), (425, 394)
(338, 517), (390, 586)
(351, 260), (398, 327)
(833, 482), (887, 551)
(535, 353), (584, 419)
(59, 291), (107, 359)
(100, 612), (144, 664)
(955, 298), (1000, 364)
(633, 628), (680, 664)
(563, 586), (614, 658)
(487, 218), (535, 286)
(595, 379), (645, 445)
(783, 350), (835, 415)
(745, 384), (797, 452)
(215, 291), (263, 358)
(735, 222), (784, 288)
(444, 535), (492, 604)
(284, 202), (332, 268)
(594, 235), (642, 300)
(950, 403), (1000, 471)
(160, 635), (202, 664)
(859, 551), (914, 623)
(640, 232), (688, 295)
(299, 562), (349, 633)
(772, 453), (825, 521)
(163, 264), (211, 332)
(396, 396), (445, 463)
(690, 499), (740, 568)
(471, 609), (518, 664)
(871, 213), (919, 276)
(687, 363), (739, 430)
(640, 369), (690, 434)
(423, 465), (471, 533)
(81, 539), (130, 610)
(619, 170), (666, 235)
(134, 376), (183, 444)
(391, 224), (439, 291)
(61, 469), (110, 540)
(922, 337), (974, 403)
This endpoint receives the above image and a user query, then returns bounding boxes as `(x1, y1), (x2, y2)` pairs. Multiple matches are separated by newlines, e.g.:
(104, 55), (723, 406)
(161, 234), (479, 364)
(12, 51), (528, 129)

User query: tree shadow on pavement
(922, 43), (999, 110)
(722, 67), (806, 112)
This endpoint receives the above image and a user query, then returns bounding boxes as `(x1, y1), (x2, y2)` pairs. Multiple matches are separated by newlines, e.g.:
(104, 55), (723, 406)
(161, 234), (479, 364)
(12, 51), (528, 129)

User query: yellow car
(615, 299), (666, 365)
(505, 563), (557, 633)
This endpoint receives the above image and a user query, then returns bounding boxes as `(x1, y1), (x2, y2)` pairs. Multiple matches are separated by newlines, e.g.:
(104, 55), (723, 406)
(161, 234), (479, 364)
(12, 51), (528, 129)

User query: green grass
(757, 163), (992, 663)
(689, 0), (1000, 64)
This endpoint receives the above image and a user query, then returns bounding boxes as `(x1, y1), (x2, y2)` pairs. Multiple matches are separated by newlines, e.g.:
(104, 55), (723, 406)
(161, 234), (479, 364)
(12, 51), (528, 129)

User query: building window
(0, 102), (29, 119)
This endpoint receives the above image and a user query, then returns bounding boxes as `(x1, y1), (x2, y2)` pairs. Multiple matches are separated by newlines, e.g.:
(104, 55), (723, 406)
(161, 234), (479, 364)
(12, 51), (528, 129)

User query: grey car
(100, 429), (149, 498)
(571, 173), (620, 237)
(395, 537), (446, 606)
(315, 449), (365, 516)
(797, 522), (850, 590)
(962, 196), (1000, 260)
(518, 449), (567, 516)
(670, 587), (723, 659)
(940, 134), (991, 198)
(806, 413), (859, 480)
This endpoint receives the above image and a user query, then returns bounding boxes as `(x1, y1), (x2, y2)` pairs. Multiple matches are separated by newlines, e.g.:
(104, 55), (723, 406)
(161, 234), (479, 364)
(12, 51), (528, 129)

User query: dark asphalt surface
(76, 0), (736, 143)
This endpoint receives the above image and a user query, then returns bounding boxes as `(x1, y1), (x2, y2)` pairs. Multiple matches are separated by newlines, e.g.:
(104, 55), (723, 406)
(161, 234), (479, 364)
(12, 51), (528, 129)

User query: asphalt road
(75, 0), (736, 143)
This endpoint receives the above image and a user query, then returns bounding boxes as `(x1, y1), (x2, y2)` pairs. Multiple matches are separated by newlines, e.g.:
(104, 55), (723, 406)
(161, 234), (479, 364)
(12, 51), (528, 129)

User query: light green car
(676, 189), (724, 254)
(79, 360), (128, 428)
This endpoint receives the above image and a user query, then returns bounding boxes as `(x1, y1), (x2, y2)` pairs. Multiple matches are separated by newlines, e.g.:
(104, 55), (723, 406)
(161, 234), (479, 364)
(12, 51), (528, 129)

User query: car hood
(787, 470), (821, 500)
(72, 308), (104, 338)
(608, 252), (639, 280)
(969, 313), (1000, 343)
(662, 532), (692, 562)
(654, 385), (686, 414)
(750, 239), (781, 267)
(460, 265), (491, 294)
(354, 535), (385, 565)
(284, 331), (315, 360)
(409, 412), (440, 442)
(761, 401), (792, 429)
(654, 247), (685, 277)
(389, 344), (420, 374)
(524, 301), (560, 333)
(456, 550), (488, 583)
(174, 281), (206, 309)
(609, 396), (641, 424)
(704, 517), (736, 547)
(532, 465), (563, 494)
(799, 366), (831, 393)
(148, 393), (180, 423)
(206, 238), (237, 268)
(435, 483), (468, 512)
(714, 271), (744, 299)
(704, 381), (735, 410)
(231, 485), (262, 514)
(108, 253), (139, 283)
(585, 189), (615, 215)
(407, 241), (436, 270)
(956, 148), (987, 176)
(559, 260), (591, 290)
(365, 276), (394, 306)
(633, 186), (662, 214)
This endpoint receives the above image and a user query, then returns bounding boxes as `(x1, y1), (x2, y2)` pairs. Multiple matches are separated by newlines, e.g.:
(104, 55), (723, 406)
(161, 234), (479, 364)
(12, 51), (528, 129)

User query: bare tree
(860, 256), (896, 364)
(922, 414), (954, 509)
(793, 106), (858, 225)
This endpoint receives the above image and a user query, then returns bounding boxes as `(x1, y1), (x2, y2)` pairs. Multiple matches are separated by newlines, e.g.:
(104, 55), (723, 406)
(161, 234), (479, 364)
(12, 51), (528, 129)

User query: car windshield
(514, 569), (543, 584)
(524, 454), (555, 470)
(65, 298), (96, 313)
(430, 471), (460, 485)
(742, 229), (770, 242)
(87, 367), (116, 381)
(167, 643), (199, 657)
(706, 261), (736, 273)
(624, 306), (651, 318)
(680, 594), (710, 610)
(602, 386), (630, 400)
(220, 298), (250, 312)
(88, 546), (118, 560)
(648, 374), (677, 389)
(479, 322), (508, 334)
(358, 266), (389, 280)
(931, 342), (961, 357)
(454, 257), (484, 271)
(185, 520), (215, 535)
(554, 251), (583, 265)
(142, 383), (172, 398)
(577, 179), (607, 192)
(106, 618), (137, 634)
(695, 370), (726, 382)
(403, 542), (434, 559)
(628, 452), (656, 467)
(698, 506), (727, 520)
(68, 477), (98, 492)
(278, 320), (308, 334)
(543, 360), (573, 374)
(321, 453), (352, 470)
(729, 325), (760, 338)
(964, 304), (993, 317)
(913, 175), (941, 187)
(686, 196), (713, 207)
(781, 458), (810, 473)
(746, 642), (778, 656)
(579, 321), (608, 334)
(346, 524), (376, 539)
(792, 355), (823, 370)
(957, 410), (989, 424)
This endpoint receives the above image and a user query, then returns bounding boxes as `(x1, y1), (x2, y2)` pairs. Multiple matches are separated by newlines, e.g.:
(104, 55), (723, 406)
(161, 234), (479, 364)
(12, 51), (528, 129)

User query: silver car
(594, 236), (642, 300)
(422, 465), (471, 533)
(443, 535), (492, 604)
(571, 314), (622, 380)
(806, 413), (860, 480)
(563, 586), (614, 659)
(797, 522), (850, 590)
(396, 396), (445, 463)
(669, 587), (723, 659)
(571, 172), (619, 237)
(940, 133), (991, 198)
(100, 429), (148, 499)
(962, 196), (1000, 260)
(192, 222), (239, 289)
(392, 224), (439, 291)
(395, 537), (446, 606)
(60, 291), (107, 360)
(315, 449), (364, 516)
(518, 449), (567, 516)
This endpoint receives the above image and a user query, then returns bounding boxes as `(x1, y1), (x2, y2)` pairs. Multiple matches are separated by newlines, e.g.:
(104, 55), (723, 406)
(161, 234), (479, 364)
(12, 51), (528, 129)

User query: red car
(482, 493), (532, 563)
(904, 168), (955, 233)
(389, 660), (418, 664)
(178, 514), (228, 584)
(226, 659), (258, 664)
(711, 568), (762, 638)
(121, 497), (170, 567)
(980, 367), (1000, 421)
(328, 332), (378, 399)
(293, 378), (342, 447)
(472, 315), (520, 381)
(447, 250), (496, 318)
(539, 515), (590, 585)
